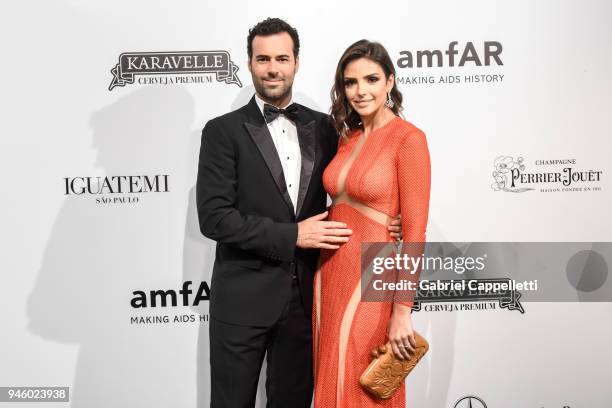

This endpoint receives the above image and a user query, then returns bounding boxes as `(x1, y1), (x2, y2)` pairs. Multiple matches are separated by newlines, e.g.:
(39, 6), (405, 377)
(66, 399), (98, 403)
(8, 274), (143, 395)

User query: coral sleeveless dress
(313, 116), (431, 407)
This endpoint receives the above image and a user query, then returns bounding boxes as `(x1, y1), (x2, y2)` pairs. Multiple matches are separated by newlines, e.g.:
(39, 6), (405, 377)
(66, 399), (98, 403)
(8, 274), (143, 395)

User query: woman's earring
(385, 91), (395, 108)
(343, 105), (351, 130)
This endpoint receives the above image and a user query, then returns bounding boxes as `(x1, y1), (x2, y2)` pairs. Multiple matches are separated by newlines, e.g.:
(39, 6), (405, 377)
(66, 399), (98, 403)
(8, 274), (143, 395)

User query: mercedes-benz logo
(453, 395), (487, 408)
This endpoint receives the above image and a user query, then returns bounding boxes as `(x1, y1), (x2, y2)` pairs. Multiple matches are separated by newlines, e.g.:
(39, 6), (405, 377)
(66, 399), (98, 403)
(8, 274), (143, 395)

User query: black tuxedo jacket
(196, 96), (338, 326)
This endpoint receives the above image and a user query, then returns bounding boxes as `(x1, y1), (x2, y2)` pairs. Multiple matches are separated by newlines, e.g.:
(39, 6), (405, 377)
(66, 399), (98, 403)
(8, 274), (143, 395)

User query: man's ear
(295, 56), (299, 73)
(247, 58), (252, 73)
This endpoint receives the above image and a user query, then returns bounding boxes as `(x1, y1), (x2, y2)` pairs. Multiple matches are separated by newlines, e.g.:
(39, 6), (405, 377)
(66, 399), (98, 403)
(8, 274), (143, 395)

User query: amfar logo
(108, 51), (242, 90)
(395, 41), (504, 85)
(397, 41), (503, 68)
(491, 156), (603, 193)
(130, 281), (210, 308)
(453, 395), (487, 408)
(129, 281), (211, 326)
(64, 174), (170, 204)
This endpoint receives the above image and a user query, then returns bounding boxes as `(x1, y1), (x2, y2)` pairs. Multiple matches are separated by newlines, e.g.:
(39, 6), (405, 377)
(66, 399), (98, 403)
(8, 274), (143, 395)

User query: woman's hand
(387, 303), (416, 360)
(387, 214), (402, 241)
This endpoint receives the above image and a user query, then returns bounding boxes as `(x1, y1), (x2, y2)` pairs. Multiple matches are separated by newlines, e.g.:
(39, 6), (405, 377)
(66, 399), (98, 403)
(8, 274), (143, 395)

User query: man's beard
(254, 77), (293, 105)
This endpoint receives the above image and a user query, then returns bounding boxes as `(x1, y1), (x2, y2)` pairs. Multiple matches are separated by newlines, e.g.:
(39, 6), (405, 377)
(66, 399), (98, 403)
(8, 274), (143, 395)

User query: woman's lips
(354, 99), (373, 107)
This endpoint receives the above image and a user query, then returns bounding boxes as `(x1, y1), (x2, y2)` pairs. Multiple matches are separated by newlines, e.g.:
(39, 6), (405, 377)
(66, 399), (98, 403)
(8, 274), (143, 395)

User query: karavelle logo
(108, 50), (242, 90)
(414, 278), (525, 314)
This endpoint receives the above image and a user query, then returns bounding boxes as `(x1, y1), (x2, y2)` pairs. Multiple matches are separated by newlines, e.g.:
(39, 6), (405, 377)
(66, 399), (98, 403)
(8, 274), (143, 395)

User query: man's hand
(297, 211), (352, 249)
(388, 214), (402, 241)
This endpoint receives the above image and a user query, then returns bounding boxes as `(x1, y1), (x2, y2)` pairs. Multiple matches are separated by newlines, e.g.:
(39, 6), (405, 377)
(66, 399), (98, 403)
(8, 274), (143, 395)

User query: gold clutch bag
(359, 331), (429, 399)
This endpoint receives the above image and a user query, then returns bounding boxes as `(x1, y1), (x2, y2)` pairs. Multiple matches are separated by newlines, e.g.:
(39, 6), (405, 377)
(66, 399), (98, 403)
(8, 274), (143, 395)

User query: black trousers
(209, 277), (313, 408)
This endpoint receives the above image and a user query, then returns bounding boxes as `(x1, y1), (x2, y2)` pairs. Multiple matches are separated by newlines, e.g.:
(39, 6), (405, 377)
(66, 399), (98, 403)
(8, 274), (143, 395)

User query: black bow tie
(263, 103), (299, 123)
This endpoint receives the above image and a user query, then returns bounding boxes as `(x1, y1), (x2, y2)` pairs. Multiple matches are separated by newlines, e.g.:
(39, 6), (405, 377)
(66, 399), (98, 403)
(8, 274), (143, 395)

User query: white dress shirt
(255, 95), (302, 210)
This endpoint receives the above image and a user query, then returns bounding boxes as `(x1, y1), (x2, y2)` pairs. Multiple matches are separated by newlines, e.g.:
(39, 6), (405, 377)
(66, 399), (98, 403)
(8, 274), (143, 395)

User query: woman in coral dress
(313, 40), (431, 407)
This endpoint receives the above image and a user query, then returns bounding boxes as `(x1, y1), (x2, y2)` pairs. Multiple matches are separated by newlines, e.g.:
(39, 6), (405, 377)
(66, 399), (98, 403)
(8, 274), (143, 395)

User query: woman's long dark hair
(330, 40), (403, 139)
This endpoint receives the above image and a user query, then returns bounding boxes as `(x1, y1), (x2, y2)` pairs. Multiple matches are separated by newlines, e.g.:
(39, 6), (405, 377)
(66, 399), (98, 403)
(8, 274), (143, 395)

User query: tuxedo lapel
(243, 97), (295, 217)
(295, 114), (315, 219)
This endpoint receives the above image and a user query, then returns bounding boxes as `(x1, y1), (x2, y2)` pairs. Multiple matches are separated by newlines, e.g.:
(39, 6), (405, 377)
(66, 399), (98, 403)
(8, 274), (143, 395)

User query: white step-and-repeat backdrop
(2, 0), (611, 407)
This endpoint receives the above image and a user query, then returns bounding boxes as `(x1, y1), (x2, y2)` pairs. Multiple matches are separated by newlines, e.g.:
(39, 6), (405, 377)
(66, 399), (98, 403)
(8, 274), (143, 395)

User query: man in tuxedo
(196, 18), (401, 407)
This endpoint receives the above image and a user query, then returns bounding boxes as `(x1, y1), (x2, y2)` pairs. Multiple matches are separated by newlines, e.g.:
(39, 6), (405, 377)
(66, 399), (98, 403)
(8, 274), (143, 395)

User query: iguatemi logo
(108, 51), (242, 91)
(64, 174), (170, 204)
(491, 156), (604, 193)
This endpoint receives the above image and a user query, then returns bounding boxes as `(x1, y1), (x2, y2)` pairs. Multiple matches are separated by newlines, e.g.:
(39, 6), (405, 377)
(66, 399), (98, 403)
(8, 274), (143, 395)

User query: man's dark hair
(247, 18), (300, 59)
